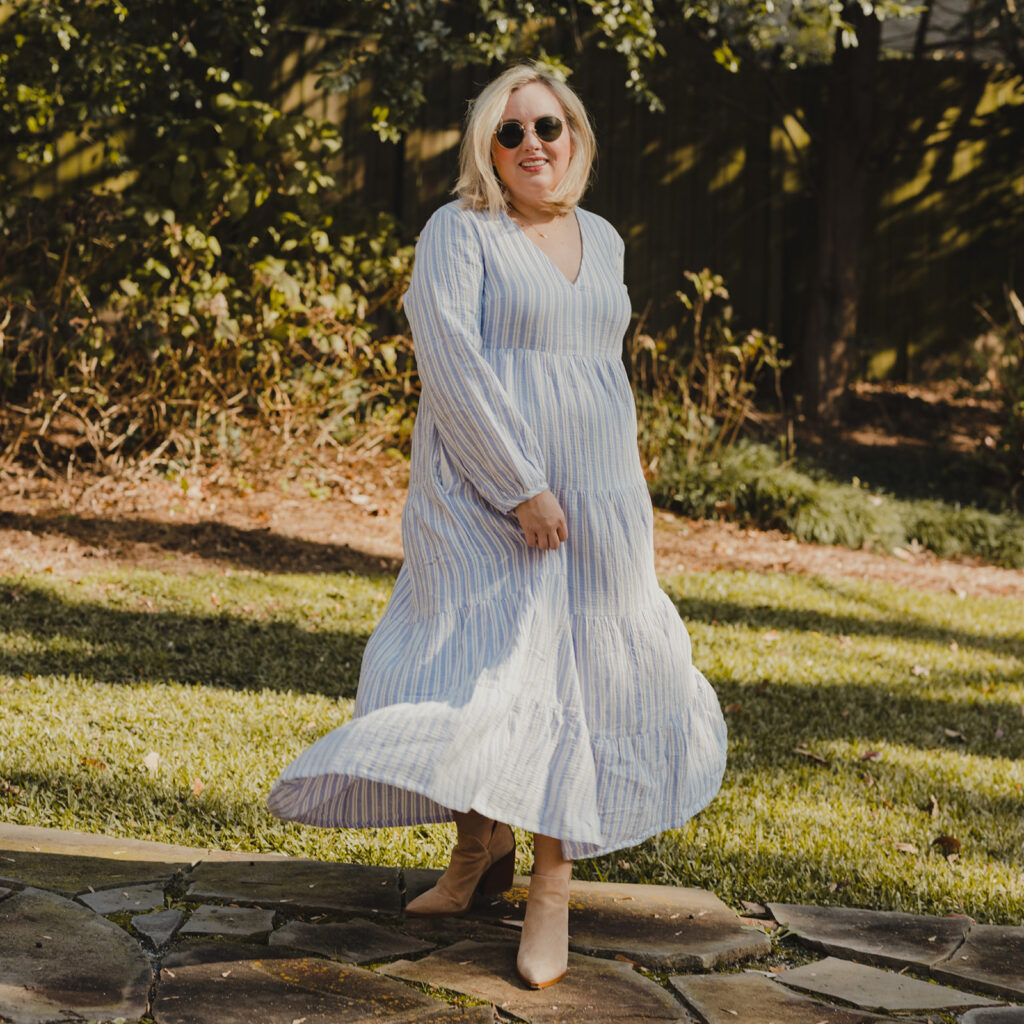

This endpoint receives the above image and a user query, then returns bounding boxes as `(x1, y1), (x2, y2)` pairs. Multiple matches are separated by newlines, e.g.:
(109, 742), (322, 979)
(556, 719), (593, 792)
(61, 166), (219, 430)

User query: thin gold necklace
(512, 206), (562, 239)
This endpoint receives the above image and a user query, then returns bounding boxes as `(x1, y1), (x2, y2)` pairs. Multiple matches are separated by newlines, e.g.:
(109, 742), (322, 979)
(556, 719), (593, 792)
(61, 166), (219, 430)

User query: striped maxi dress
(267, 200), (728, 860)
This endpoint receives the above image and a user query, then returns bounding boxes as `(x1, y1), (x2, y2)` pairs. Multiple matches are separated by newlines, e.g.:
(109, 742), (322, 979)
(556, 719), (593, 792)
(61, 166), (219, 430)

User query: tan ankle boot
(515, 873), (570, 989)
(405, 822), (515, 917)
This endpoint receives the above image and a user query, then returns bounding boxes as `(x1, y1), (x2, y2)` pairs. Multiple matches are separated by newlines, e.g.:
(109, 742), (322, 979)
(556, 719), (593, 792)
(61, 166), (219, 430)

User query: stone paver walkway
(1, 823), (1022, 1024)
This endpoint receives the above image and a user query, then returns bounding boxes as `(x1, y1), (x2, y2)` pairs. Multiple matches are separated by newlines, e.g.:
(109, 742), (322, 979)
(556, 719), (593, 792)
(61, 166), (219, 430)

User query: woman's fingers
(514, 490), (568, 550)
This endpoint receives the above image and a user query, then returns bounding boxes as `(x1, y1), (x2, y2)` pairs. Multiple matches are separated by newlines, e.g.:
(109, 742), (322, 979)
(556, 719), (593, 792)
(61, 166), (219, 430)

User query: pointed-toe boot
(404, 822), (516, 917)
(515, 872), (570, 989)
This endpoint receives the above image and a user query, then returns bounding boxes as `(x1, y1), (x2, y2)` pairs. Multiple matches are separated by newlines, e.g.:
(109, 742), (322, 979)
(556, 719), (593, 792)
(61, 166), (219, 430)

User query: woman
(268, 63), (728, 990)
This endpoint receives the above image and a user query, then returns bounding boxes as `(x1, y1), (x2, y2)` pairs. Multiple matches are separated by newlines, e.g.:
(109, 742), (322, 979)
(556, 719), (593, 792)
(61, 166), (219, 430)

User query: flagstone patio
(1, 823), (1021, 1024)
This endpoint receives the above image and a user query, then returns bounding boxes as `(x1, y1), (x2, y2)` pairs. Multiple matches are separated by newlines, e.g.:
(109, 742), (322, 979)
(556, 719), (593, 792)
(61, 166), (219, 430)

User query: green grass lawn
(1, 565), (1021, 922)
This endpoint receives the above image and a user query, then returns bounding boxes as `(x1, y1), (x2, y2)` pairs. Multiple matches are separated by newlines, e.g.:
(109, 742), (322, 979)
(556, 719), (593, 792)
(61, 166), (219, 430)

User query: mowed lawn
(1, 564), (1021, 922)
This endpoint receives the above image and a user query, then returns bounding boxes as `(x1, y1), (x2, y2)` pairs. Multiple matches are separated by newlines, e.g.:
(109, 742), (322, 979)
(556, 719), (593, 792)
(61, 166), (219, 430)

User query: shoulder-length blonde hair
(454, 64), (596, 217)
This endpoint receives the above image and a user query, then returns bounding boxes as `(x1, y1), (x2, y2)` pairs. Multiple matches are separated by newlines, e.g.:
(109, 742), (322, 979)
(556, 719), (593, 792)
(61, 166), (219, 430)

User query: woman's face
(491, 82), (572, 212)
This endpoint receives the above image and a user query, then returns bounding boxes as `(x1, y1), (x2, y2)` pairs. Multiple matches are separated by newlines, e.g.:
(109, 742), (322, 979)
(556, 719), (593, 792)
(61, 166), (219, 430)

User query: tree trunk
(802, 5), (881, 424)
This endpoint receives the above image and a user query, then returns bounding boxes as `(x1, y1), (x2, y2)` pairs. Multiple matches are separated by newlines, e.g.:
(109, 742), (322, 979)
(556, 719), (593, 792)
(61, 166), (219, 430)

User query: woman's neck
(508, 199), (564, 229)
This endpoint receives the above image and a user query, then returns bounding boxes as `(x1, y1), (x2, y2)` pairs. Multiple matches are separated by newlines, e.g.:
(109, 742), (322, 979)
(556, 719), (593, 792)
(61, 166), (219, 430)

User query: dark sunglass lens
(495, 122), (525, 148)
(535, 116), (563, 141)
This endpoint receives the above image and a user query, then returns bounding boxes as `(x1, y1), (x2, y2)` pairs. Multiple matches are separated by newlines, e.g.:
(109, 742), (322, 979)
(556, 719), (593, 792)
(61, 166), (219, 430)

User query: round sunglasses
(493, 116), (564, 150)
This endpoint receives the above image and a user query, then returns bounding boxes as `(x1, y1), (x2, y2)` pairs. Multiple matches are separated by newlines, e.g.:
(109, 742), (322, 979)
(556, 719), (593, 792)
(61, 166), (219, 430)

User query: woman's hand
(514, 490), (568, 550)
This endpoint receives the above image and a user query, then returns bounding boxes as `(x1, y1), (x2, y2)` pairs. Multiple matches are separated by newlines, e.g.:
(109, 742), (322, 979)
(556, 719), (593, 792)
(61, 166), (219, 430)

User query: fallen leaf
(762, 629), (781, 643)
(912, 664), (930, 678)
(860, 750), (882, 761)
(928, 793), (939, 818)
(723, 703), (743, 714)
(142, 751), (160, 774)
(892, 842), (918, 855)
(79, 756), (107, 770)
(191, 778), (205, 797)
(794, 747), (830, 765)
(932, 835), (961, 856)
(944, 727), (967, 743)
(949, 640), (959, 652)
(209, 592), (221, 607)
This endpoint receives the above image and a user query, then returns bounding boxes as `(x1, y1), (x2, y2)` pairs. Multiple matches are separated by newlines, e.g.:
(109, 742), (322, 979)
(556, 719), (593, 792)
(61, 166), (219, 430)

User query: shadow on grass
(668, 580), (1024, 661)
(716, 675), (1024, 761)
(0, 511), (403, 576)
(0, 579), (370, 698)
(2, 578), (1021, 750)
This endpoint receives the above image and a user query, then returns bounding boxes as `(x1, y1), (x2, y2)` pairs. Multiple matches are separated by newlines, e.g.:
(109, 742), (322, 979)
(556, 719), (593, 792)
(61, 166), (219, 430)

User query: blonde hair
(454, 64), (596, 216)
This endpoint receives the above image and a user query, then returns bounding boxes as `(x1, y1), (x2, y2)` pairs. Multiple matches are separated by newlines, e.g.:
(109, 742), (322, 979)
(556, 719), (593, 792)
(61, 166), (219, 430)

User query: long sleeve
(403, 203), (549, 513)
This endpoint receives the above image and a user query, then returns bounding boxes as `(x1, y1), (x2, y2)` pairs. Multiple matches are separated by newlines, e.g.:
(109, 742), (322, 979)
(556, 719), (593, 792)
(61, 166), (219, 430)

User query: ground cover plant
(1, 564), (1021, 923)
(649, 440), (1024, 569)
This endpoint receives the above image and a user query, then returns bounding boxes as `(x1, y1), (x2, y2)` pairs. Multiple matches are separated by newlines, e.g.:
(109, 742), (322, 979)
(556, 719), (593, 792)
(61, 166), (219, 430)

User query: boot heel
(479, 846), (515, 895)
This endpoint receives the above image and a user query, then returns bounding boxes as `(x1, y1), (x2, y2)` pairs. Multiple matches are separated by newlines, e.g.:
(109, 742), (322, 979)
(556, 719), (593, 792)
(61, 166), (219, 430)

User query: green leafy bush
(973, 288), (1024, 508)
(0, 0), (416, 474)
(627, 269), (789, 479)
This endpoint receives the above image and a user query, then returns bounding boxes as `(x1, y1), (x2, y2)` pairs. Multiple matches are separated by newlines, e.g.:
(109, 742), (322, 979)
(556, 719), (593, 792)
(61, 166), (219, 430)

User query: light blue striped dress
(268, 200), (728, 859)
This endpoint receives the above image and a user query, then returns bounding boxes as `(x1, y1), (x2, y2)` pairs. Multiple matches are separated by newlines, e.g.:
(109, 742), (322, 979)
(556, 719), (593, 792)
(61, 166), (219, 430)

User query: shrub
(973, 287), (1024, 508)
(627, 269), (789, 480)
(0, 1), (417, 475)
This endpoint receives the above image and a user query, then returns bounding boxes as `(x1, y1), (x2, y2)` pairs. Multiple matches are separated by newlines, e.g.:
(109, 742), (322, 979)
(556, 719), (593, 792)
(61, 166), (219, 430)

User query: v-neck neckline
(502, 208), (585, 288)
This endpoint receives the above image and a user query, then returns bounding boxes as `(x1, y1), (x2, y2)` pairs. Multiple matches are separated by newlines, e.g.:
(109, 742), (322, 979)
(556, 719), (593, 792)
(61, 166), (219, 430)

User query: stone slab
(768, 902), (971, 969)
(0, 885), (13, 900)
(932, 923), (1024, 1000)
(472, 877), (769, 970)
(571, 879), (771, 969)
(380, 938), (688, 1023)
(961, 1009), (1024, 1024)
(670, 972), (904, 1024)
(0, 884), (152, 1024)
(0, 847), (187, 897)
(154, 946), (483, 1024)
(186, 858), (402, 915)
(163, 941), (300, 968)
(133, 907), (185, 948)
(270, 916), (433, 963)
(79, 881), (167, 915)
(400, 913), (521, 947)
(777, 956), (1002, 1011)
(0, 820), (292, 863)
(179, 903), (276, 941)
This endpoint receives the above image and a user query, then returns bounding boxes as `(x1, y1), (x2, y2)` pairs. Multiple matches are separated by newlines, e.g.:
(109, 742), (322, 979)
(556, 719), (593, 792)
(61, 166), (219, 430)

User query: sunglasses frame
(493, 115), (565, 150)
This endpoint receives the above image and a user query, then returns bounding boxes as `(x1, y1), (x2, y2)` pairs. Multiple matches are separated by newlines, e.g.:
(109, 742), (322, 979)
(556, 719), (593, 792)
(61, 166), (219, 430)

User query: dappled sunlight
(2, 564), (1021, 921)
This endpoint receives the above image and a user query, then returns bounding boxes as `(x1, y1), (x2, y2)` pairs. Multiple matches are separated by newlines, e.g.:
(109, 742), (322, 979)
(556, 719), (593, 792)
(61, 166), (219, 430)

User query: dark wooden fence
(266, 33), (1023, 380)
